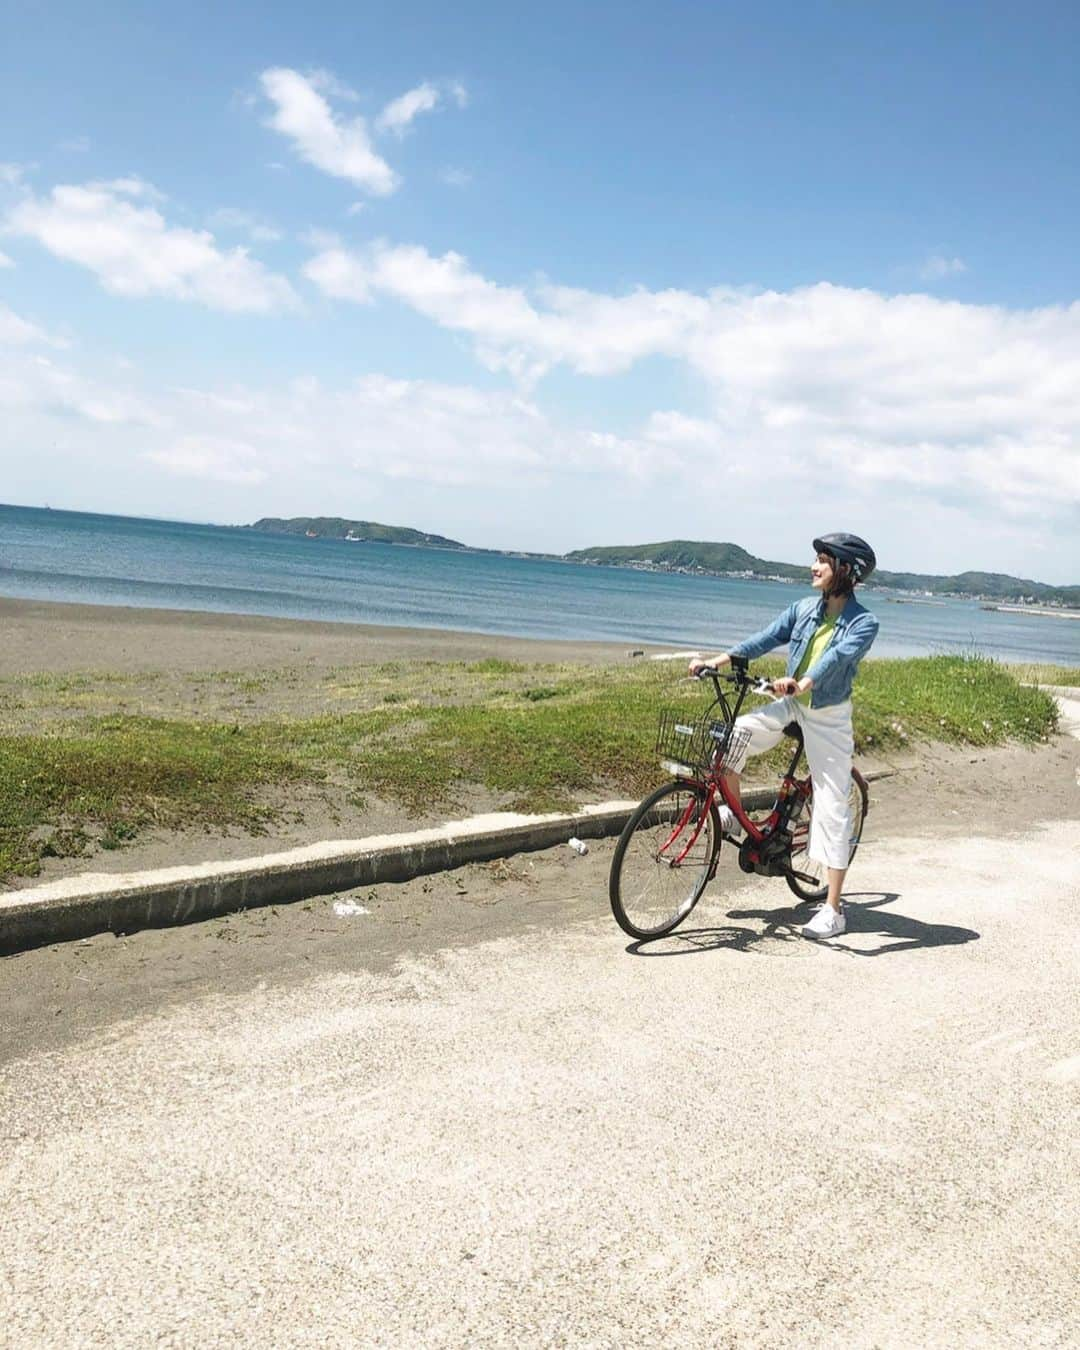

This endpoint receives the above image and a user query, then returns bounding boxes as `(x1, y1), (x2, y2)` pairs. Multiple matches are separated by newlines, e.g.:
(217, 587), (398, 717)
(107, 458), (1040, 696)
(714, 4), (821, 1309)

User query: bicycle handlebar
(690, 664), (777, 697)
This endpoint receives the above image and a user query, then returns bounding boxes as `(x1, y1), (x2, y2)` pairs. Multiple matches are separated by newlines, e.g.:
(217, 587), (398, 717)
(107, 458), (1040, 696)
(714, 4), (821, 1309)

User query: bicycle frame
(610, 658), (871, 941)
(678, 661), (811, 861)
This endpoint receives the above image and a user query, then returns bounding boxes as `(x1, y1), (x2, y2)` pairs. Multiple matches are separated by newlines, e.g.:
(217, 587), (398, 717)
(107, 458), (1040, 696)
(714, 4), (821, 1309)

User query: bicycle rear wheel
(609, 781), (719, 940)
(786, 770), (869, 903)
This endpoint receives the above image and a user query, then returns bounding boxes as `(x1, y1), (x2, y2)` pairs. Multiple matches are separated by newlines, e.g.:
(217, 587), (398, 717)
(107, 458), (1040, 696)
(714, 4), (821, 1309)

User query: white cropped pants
(725, 696), (855, 870)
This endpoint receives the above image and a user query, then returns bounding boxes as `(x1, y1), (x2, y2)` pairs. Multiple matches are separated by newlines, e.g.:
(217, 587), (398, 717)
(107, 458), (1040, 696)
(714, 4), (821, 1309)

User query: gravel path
(1047, 686), (1080, 741)
(2, 811), (1078, 1347)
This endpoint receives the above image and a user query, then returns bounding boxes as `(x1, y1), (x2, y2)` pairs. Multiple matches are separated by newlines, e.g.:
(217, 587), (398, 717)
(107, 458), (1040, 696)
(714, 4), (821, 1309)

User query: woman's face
(811, 551), (835, 592)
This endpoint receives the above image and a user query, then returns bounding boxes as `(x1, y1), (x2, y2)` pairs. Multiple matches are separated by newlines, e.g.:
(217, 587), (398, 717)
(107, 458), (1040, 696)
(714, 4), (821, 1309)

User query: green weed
(0, 653), (1061, 882)
(1006, 663), (1080, 689)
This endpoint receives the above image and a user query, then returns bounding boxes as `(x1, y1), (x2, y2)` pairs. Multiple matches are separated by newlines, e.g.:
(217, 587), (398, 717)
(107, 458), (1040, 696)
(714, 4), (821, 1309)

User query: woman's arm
(688, 602), (802, 678)
(728, 601), (801, 661)
(688, 652), (732, 676)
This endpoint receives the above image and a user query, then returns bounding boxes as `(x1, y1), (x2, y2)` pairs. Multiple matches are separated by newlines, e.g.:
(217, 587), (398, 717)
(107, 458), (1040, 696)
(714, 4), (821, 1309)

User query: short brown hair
(824, 554), (856, 598)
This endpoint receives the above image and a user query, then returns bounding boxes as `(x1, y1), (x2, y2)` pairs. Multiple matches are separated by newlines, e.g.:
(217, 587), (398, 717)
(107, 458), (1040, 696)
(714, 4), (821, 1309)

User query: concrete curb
(0, 778), (893, 957)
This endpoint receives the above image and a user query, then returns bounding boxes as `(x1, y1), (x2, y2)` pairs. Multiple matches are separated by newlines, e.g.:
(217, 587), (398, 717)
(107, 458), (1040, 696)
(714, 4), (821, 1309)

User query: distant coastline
(3, 505), (1079, 666)
(242, 516), (564, 563)
(563, 540), (1080, 610)
(983, 604), (1080, 621)
(244, 517), (1080, 611)
(4, 504), (1075, 613)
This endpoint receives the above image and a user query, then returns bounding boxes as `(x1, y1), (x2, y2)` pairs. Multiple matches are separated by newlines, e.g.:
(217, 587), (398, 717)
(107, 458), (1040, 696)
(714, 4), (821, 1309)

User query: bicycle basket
(655, 710), (750, 776)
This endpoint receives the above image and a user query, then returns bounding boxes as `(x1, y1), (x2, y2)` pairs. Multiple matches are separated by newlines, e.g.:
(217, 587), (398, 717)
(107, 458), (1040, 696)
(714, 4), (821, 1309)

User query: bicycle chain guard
(738, 829), (794, 878)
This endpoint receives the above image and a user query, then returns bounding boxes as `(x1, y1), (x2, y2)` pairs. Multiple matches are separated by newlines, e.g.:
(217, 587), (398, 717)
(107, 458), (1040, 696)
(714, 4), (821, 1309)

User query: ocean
(1, 503), (1078, 666)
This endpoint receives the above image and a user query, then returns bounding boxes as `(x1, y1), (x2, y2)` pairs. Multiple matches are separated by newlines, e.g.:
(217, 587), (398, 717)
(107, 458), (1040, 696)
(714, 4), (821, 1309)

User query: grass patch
(0, 717), (306, 879)
(522, 685), (566, 702)
(15, 670), (137, 691)
(464, 659), (528, 675)
(0, 654), (1060, 881)
(1006, 663), (1080, 689)
(855, 655), (1059, 750)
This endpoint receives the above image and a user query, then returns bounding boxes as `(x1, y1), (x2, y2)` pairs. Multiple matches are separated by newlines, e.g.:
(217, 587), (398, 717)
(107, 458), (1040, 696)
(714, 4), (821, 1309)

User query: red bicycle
(609, 656), (869, 940)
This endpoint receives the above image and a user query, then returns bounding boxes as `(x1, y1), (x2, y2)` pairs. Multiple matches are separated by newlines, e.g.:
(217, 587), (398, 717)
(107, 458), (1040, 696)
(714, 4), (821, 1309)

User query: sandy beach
(0, 596), (648, 677)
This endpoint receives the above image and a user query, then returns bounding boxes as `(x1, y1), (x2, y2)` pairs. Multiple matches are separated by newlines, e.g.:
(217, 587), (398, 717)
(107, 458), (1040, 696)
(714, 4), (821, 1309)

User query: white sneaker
(718, 805), (743, 840)
(802, 903), (846, 939)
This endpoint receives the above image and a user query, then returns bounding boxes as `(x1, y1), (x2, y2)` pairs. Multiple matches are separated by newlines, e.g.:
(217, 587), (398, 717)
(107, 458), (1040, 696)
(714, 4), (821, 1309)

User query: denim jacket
(729, 594), (879, 709)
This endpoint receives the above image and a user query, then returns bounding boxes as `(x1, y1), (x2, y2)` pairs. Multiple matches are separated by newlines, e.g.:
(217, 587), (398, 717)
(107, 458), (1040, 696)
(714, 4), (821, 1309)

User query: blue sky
(2, 1), (1079, 581)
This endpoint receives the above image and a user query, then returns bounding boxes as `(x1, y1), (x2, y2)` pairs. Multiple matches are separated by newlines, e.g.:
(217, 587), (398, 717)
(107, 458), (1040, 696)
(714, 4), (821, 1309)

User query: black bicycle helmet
(813, 532), (876, 582)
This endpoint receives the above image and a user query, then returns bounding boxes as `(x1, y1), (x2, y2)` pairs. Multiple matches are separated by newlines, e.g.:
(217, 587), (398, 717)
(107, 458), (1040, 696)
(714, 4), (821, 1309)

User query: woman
(690, 533), (879, 939)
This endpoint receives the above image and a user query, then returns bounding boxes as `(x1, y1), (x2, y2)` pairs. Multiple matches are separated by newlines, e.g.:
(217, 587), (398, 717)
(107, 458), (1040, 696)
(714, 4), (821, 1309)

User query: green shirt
(794, 614), (838, 701)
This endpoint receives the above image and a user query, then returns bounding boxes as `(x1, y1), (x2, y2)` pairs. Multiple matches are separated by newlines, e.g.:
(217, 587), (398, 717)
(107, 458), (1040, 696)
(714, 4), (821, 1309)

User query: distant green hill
(566, 539), (802, 577)
(566, 540), (1080, 606)
(874, 569), (1080, 604)
(244, 523), (1078, 605)
(246, 517), (468, 549)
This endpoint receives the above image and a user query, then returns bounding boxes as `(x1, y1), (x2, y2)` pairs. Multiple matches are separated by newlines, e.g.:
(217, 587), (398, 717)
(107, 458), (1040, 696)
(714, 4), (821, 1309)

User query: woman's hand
(688, 653), (731, 677)
(771, 676), (810, 697)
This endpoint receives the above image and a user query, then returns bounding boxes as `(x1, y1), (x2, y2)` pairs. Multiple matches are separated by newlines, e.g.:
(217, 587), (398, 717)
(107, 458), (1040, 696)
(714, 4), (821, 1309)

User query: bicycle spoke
(786, 773), (868, 903)
(610, 783), (717, 939)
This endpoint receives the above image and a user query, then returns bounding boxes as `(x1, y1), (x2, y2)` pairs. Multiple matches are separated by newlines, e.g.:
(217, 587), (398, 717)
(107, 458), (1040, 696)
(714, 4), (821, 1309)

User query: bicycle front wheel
(786, 770), (869, 903)
(609, 781), (719, 940)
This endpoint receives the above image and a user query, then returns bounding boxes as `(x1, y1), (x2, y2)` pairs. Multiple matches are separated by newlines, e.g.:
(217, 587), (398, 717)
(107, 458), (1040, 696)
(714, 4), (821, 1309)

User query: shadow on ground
(628, 892), (980, 958)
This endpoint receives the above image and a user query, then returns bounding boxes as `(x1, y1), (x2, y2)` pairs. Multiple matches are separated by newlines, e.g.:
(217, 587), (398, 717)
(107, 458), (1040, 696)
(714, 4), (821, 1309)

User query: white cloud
(302, 245), (374, 302)
(2, 287), (1077, 574)
(305, 68), (360, 102)
(303, 240), (707, 379)
(300, 227), (342, 251)
(0, 302), (62, 347)
(258, 69), (468, 188)
(315, 375), (555, 485)
(0, 312), (160, 425)
(0, 162), (29, 189)
(146, 436), (266, 484)
(0, 249), (13, 268)
(0, 307), (613, 496)
(919, 254), (968, 280)
(303, 241), (1080, 521)
(376, 82), (440, 136)
(88, 175), (166, 201)
(208, 207), (282, 242)
(259, 67), (398, 195)
(5, 180), (298, 313)
(440, 167), (472, 188)
(164, 372), (562, 488)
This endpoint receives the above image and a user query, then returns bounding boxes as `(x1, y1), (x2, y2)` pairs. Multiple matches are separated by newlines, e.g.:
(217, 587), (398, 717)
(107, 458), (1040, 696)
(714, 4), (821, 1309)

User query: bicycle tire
(610, 780), (720, 940)
(786, 770), (869, 903)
